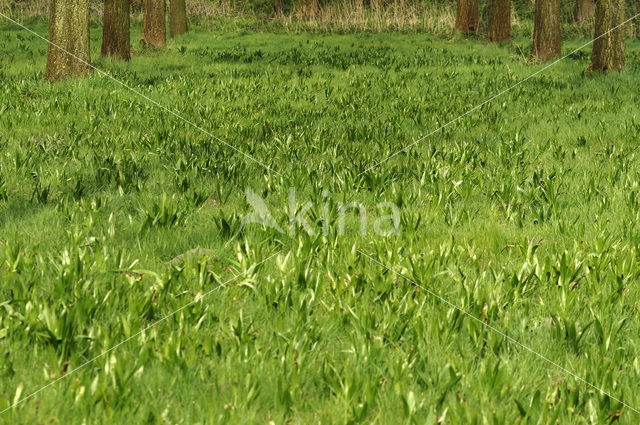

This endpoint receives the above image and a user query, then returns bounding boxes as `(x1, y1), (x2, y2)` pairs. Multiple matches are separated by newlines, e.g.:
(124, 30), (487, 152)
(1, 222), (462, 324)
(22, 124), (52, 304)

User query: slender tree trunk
(487, 0), (511, 43)
(574, 0), (594, 24)
(588, 0), (625, 72)
(273, 0), (284, 17)
(141, 0), (166, 48)
(274, 0), (284, 16)
(531, 0), (561, 61)
(45, 0), (90, 82)
(455, 0), (479, 33)
(102, 0), (131, 61)
(169, 0), (188, 37)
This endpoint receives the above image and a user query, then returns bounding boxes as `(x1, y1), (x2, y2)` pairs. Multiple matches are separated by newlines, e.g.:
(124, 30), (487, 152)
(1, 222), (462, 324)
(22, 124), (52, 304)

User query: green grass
(2, 16), (640, 424)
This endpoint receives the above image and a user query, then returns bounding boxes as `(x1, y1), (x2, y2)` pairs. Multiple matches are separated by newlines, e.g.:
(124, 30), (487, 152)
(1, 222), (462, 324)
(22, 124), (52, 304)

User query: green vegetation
(2, 16), (640, 424)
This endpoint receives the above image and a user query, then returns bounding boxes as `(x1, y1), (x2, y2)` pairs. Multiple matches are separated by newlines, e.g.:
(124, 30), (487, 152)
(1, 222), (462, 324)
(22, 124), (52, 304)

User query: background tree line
(43, 0), (187, 82)
(3, 0), (639, 31)
(1, 0), (636, 81)
(3, 1), (639, 37)
(456, 0), (627, 71)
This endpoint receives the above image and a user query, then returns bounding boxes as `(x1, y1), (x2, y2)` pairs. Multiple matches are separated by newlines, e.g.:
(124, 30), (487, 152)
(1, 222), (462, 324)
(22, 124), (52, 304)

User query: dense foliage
(2, 14), (640, 425)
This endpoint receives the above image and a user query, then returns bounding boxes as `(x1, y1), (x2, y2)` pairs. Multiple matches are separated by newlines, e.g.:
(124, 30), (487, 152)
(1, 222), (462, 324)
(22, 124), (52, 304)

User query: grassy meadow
(2, 14), (640, 424)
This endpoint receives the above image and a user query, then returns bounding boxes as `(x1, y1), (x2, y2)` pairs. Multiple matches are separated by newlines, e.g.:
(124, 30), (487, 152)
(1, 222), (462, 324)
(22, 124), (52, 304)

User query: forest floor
(2, 17), (640, 424)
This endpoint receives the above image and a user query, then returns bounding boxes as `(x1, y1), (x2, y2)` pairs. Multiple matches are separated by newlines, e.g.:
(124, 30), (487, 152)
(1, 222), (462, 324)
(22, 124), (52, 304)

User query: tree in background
(102, 0), (131, 61)
(274, 0), (285, 16)
(588, 0), (625, 72)
(170, 0), (188, 37)
(487, 0), (511, 42)
(531, 0), (561, 61)
(455, 0), (479, 34)
(574, 0), (595, 24)
(141, 0), (166, 48)
(45, 0), (90, 82)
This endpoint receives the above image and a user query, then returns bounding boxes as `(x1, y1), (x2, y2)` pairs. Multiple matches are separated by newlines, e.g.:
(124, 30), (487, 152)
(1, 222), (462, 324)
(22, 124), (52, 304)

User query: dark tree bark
(141, 0), (166, 48)
(588, 0), (625, 72)
(574, 0), (595, 24)
(487, 0), (511, 43)
(531, 0), (561, 61)
(45, 0), (91, 82)
(169, 0), (188, 37)
(455, 0), (479, 33)
(102, 0), (131, 61)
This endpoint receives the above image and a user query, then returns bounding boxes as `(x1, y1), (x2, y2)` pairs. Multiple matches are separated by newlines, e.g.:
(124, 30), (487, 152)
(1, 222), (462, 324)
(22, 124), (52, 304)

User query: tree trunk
(455, 0), (479, 33)
(169, 0), (188, 37)
(531, 0), (561, 61)
(274, 0), (284, 16)
(141, 0), (166, 48)
(487, 0), (511, 43)
(101, 0), (131, 61)
(588, 0), (625, 73)
(574, 0), (594, 24)
(44, 0), (90, 82)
